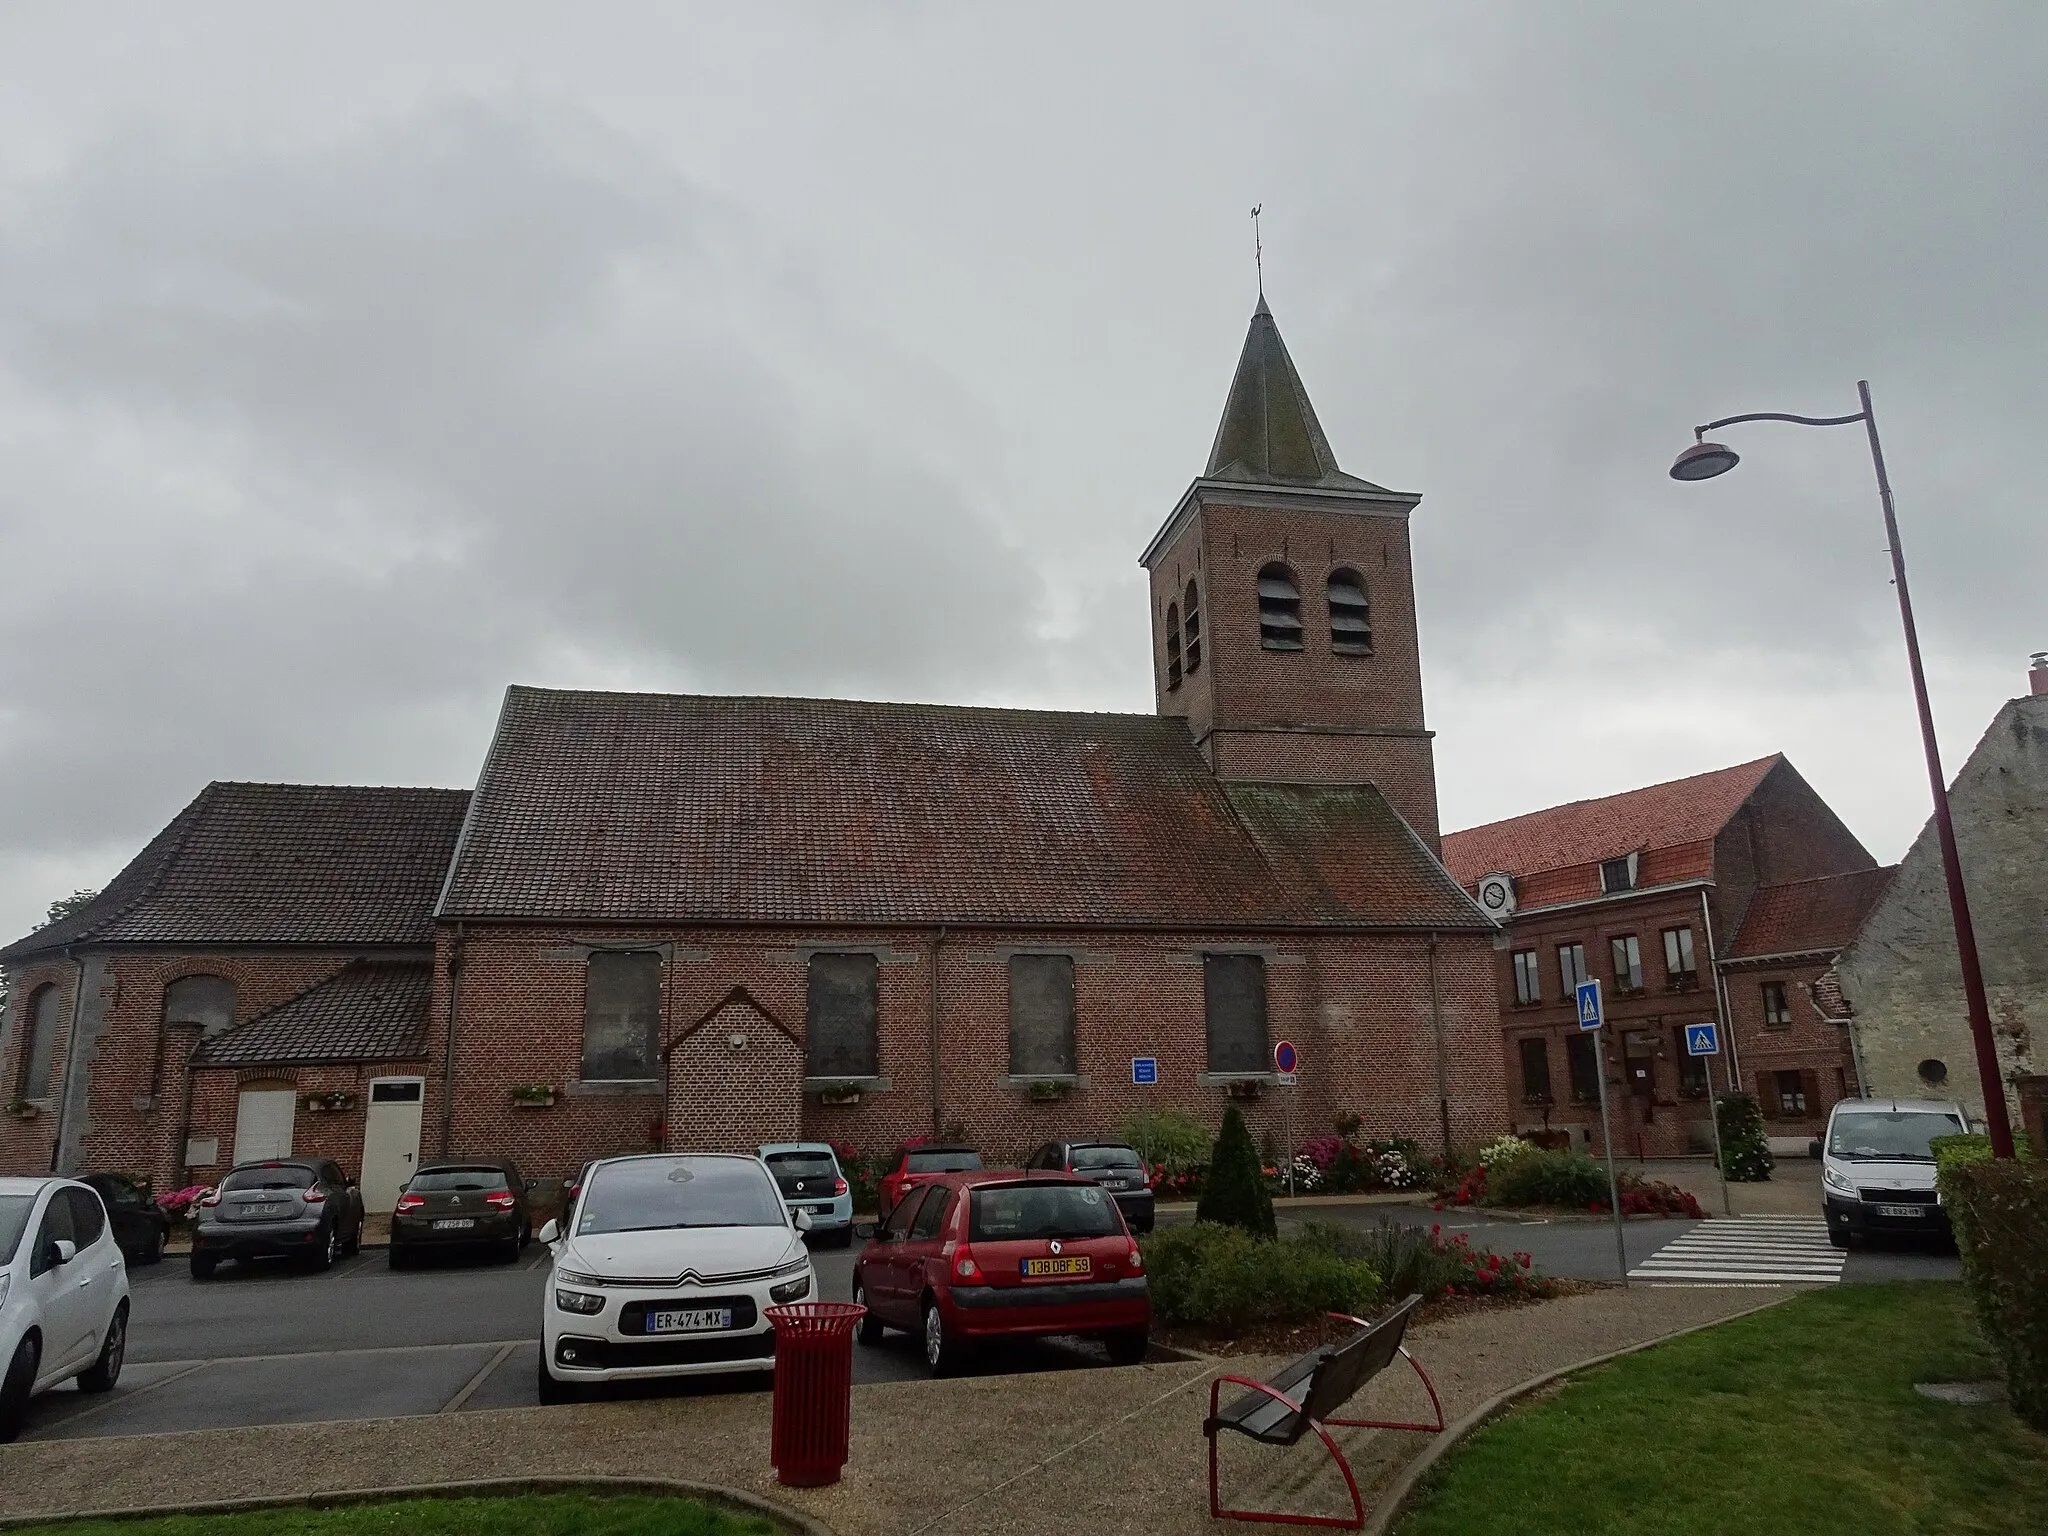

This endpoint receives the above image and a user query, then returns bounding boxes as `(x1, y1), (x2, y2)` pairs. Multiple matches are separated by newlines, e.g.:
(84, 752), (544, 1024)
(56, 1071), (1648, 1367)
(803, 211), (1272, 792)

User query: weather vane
(1251, 204), (1264, 298)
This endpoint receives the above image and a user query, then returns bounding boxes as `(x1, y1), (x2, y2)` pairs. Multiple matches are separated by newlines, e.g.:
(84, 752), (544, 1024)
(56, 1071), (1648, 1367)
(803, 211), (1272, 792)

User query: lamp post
(1669, 381), (2016, 1158)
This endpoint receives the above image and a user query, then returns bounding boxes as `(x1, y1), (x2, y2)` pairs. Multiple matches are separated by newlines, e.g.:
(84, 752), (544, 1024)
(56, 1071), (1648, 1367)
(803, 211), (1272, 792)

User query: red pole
(1858, 381), (2015, 1157)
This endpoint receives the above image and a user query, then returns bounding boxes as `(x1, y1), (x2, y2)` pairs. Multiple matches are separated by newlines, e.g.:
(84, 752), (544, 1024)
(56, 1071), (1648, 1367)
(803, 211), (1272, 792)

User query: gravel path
(0, 1285), (1787, 1534)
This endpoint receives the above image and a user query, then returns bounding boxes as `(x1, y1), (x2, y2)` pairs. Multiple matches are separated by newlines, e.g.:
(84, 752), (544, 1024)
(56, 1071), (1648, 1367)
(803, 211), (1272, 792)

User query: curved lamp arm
(1691, 408), (1866, 441)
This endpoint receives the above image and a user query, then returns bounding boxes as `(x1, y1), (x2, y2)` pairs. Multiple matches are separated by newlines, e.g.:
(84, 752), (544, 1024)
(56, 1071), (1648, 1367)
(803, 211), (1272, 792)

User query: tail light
(199, 1193), (221, 1208)
(485, 1191), (516, 1209)
(395, 1193), (425, 1213)
(952, 1245), (983, 1282)
(834, 1176), (849, 1196)
(301, 1187), (327, 1204)
(1127, 1242), (1144, 1272)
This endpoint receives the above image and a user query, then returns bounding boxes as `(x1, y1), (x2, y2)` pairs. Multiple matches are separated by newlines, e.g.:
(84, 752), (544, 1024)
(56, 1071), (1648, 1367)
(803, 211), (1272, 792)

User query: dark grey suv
(1026, 1142), (1154, 1232)
(190, 1158), (365, 1278)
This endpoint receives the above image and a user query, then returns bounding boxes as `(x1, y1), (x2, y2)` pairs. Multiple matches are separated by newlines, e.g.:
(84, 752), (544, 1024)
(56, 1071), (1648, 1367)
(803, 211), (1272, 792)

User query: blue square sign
(1576, 979), (1603, 1032)
(1131, 1057), (1159, 1086)
(1685, 1022), (1720, 1057)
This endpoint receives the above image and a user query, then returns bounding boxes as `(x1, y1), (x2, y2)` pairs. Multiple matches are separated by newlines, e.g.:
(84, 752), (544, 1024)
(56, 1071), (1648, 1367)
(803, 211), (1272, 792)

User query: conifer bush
(1196, 1105), (1276, 1237)
(1715, 1092), (1775, 1182)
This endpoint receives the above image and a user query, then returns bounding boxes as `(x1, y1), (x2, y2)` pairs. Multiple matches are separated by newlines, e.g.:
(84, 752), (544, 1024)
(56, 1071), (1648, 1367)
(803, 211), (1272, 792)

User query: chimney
(2032, 652), (2048, 697)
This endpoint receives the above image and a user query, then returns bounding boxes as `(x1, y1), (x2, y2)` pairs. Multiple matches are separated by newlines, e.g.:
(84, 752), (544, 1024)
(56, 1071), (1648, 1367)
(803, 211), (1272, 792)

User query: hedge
(1141, 1222), (1381, 1330)
(1936, 1153), (2048, 1430)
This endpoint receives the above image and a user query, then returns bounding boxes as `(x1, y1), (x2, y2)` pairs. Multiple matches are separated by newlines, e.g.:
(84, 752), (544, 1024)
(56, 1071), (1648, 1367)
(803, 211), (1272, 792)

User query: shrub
(1197, 1106), (1276, 1238)
(1478, 1133), (1540, 1170)
(1485, 1149), (1613, 1209)
(1142, 1222), (1381, 1330)
(1300, 1220), (1558, 1301)
(1716, 1093), (1775, 1182)
(1122, 1108), (1212, 1177)
(1938, 1157), (2048, 1430)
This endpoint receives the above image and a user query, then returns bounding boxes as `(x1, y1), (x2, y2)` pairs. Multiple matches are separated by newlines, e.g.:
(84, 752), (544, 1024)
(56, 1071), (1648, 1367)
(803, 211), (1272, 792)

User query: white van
(1819, 1097), (1969, 1250)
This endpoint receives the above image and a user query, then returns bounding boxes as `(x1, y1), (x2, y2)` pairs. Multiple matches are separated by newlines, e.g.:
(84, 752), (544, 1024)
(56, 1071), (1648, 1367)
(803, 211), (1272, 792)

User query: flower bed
(1434, 1142), (1702, 1218)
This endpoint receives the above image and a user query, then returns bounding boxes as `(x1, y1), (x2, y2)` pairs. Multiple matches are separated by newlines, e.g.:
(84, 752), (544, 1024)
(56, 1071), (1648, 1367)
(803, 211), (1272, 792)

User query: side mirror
(525, 1179), (539, 1192)
(853, 1222), (878, 1241)
(793, 1209), (814, 1233)
(51, 1238), (78, 1267)
(537, 1219), (560, 1244)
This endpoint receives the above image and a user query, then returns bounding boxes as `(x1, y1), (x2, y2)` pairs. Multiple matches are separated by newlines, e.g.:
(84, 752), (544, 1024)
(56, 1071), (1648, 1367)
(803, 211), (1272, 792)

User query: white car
(1, 1176), (131, 1441)
(537, 1153), (816, 1403)
(1820, 1097), (1970, 1249)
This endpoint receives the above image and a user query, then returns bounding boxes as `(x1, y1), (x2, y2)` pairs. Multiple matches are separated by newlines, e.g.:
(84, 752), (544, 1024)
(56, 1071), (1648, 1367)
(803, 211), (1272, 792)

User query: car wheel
(305, 1222), (339, 1272)
(501, 1231), (523, 1263)
(1103, 1328), (1149, 1367)
(922, 1298), (963, 1377)
(536, 1352), (578, 1405)
(0, 1334), (39, 1444)
(388, 1244), (411, 1271)
(852, 1279), (883, 1345)
(145, 1225), (167, 1265)
(343, 1214), (363, 1257)
(189, 1251), (217, 1281)
(78, 1304), (128, 1393)
(518, 1221), (531, 1251)
(830, 1226), (855, 1249)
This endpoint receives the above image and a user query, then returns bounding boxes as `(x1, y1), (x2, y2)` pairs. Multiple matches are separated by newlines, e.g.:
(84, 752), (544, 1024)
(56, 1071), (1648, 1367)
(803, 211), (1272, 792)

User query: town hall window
(1256, 564), (1303, 651)
(806, 952), (880, 1079)
(17, 983), (59, 1100)
(1008, 954), (1077, 1078)
(1165, 602), (1183, 690)
(582, 951), (662, 1081)
(1512, 949), (1541, 1005)
(1610, 935), (1644, 992)
(1557, 943), (1588, 996)
(1203, 953), (1268, 1073)
(164, 975), (238, 1037)
(1327, 569), (1372, 655)
(1761, 981), (1792, 1028)
(1183, 579), (1202, 673)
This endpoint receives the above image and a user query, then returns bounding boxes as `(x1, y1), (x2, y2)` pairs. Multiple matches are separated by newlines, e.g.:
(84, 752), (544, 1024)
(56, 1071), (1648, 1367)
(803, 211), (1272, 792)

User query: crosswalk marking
(1629, 1215), (1845, 1286)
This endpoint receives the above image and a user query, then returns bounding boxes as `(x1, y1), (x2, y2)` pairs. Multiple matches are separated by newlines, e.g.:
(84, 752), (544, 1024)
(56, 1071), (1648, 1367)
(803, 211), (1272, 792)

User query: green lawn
(1398, 1282), (2047, 1536)
(35, 1492), (777, 1536)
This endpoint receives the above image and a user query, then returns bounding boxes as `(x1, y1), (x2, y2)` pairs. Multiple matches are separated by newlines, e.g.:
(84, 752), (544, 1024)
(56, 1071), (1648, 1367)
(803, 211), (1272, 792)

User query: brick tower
(1141, 296), (1441, 849)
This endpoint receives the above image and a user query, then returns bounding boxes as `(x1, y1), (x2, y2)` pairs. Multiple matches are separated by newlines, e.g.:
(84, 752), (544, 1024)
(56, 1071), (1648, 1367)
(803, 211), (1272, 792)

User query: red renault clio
(850, 1170), (1149, 1375)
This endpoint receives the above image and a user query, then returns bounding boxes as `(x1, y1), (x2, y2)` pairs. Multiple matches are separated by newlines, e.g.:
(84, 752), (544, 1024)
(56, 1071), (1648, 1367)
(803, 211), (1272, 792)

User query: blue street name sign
(1685, 1022), (1721, 1057)
(1131, 1057), (1159, 1086)
(1576, 979), (1603, 1032)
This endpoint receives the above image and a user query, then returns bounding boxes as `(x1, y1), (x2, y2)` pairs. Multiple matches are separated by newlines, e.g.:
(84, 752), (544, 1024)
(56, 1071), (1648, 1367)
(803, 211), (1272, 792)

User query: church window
(1008, 955), (1077, 1077)
(1328, 569), (1372, 655)
(164, 975), (237, 1037)
(582, 950), (662, 1081)
(1203, 953), (1268, 1073)
(17, 984), (59, 1100)
(1184, 579), (1203, 672)
(1256, 565), (1303, 651)
(1165, 602), (1182, 690)
(805, 952), (879, 1078)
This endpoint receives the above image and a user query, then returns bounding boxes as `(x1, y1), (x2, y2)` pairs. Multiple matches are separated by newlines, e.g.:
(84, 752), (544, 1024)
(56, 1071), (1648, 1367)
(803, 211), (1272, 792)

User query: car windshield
(970, 1182), (1123, 1242)
(764, 1152), (837, 1180)
(906, 1149), (981, 1174)
(1828, 1111), (1965, 1162)
(409, 1167), (508, 1193)
(222, 1164), (317, 1191)
(574, 1157), (787, 1236)
(1071, 1146), (1142, 1170)
(0, 1194), (34, 1266)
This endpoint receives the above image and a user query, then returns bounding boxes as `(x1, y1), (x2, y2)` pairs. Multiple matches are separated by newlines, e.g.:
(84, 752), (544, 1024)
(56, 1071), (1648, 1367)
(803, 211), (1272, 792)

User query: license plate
(1874, 1204), (1926, 1218)
(649, 1307), (733, 1333)
(1021, 1255), (1092, 1278)
(432, 1218), (476, 1230)
(246, 1204), (287, 1218)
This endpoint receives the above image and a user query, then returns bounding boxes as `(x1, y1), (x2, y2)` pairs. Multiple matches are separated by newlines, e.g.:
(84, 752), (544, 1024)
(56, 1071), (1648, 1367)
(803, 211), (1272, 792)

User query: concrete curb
(1358, 1291), (1794, 1535)
(0, 1474), (834, 1536)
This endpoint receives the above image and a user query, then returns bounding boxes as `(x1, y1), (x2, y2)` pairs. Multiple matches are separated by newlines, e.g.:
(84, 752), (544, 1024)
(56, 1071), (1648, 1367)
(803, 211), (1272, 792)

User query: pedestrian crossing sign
(1685, 1022), (1720, 1056)
(1575, 979), (1603, 1031)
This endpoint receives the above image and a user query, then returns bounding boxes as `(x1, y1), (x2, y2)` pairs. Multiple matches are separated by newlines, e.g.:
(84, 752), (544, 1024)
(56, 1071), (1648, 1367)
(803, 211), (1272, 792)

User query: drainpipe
(47, 950), (86, 1173)
(1427, 935), (1452, 1159)
(929, 927), (946, 1139)
(1700, 891), (1741, 1092)
(440, 923), (466, 1158)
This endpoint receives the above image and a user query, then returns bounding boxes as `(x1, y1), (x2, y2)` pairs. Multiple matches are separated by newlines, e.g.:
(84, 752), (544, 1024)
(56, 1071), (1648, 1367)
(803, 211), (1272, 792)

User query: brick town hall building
(0, 298), (1509, 1210)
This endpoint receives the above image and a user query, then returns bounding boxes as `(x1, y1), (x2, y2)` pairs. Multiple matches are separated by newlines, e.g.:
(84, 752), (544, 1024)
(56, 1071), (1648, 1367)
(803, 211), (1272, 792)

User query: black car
(190, 1157), (365, 1278)
(79, 1171), (173, 1266)
(389, 1159), (533, 1267)
(1026, 1141), (1154, 1232)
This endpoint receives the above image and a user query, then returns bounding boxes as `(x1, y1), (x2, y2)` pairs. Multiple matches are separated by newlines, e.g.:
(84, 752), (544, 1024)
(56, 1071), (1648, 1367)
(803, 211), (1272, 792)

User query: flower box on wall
(510, 1085), (558, 1109)
(299, 1091), (357, 1114)
(817, 1088), (862, 1107)
(1027, 1079), (1070, 1103)
(1226, 1080), (1263, 1103)
(5, 1099), (39, 1121)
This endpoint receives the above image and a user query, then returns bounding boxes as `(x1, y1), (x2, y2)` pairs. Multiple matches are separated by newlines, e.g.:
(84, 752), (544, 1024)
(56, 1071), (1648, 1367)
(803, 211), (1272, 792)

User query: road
(17, 1207), (1958, 1443)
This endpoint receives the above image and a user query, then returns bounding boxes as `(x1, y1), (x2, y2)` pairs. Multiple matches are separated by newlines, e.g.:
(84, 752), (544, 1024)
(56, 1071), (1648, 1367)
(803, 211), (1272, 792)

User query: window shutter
(581, 952), (662, 1081)
(1203, 954), (1269, 1073)
(805, 953), (880, 1078)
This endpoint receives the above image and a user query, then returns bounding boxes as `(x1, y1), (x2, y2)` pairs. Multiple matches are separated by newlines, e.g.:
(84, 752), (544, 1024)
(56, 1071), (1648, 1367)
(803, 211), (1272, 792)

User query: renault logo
(1049, 1240), (1062, 1255)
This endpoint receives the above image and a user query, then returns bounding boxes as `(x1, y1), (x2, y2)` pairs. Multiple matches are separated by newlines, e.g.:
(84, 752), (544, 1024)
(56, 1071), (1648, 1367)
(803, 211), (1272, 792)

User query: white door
(359, 1078), (426, 1213)
(232, 1084), (297, 1165)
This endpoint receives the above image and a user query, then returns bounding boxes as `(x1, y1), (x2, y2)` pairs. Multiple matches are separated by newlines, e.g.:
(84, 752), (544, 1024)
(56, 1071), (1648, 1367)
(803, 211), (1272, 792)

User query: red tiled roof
(1, 784), (471, 961)
(1727, 867), (1896, 959)
(193, 959), (432, 1066)
(438, 687), (1489, 931)
(1441, 756), (1781, 887)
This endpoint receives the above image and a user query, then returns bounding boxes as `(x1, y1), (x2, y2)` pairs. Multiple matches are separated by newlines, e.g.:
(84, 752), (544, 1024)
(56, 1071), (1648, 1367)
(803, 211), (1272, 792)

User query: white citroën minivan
(1819, 1097), (1970, 1249)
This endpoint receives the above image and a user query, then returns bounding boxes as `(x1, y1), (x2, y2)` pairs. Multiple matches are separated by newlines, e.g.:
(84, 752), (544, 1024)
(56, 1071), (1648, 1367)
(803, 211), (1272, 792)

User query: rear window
(409, 1167), (509, 1193)
(764, 1152), (838, 1179)
(1070, 1146), (1142, 1170)
(969, 1182), (1123, 1242)
(0, 1194), (33, 1267)
(222, 1164), (317, 1192)
(907, 1149), (981, 1175)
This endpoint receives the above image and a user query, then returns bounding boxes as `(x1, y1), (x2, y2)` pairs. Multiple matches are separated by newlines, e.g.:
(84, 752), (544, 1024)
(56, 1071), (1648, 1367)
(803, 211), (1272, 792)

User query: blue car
(758, 1143), (854, 1247)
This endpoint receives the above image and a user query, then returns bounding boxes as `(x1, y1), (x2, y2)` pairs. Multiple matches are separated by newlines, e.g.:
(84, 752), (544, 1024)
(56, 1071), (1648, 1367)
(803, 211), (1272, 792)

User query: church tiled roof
(438, 686), (1489, 931)
(192, 959), (432, 1066)
(0, 784), (470, 962)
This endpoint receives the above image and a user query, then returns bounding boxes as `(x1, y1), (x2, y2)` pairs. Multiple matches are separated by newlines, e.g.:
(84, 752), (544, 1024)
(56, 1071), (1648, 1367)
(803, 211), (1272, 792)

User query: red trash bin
(764, 1301), (865, 1487)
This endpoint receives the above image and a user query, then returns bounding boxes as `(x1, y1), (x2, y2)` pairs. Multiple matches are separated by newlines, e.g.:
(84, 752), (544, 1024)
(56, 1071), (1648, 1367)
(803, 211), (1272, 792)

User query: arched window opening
(1165, 602), (1183, 690)
(1256, 564), (1303, 651)
(1184, 579), (1203, 673)
(1328, 568), (1373, 655)
(165, 975), (238, 1038)
(18, 983), (59, 1100)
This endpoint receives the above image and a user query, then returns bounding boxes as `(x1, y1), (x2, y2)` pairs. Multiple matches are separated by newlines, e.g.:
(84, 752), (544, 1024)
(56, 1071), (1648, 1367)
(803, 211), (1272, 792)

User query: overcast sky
(2, 4), (2043, 940)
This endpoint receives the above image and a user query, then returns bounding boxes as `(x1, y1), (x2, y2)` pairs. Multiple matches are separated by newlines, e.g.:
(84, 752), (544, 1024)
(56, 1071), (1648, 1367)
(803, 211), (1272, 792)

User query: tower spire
(1203, 298), (1381, 491)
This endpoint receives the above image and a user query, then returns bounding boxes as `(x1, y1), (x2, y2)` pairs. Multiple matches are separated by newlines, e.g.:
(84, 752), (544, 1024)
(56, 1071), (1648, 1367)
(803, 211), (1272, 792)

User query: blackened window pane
(1519, 1038), (1551, 1103)
(1203, 954), (1269, 1073)
(1567, 1034), (1601, 1102)
(805, 952), (880, 1077)
(582, 951), (662, 1081)
(1008, 955), (1077, 1077)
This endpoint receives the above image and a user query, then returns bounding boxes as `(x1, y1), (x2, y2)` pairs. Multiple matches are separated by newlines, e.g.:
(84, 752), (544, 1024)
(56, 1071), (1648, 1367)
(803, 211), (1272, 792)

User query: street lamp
(1669, 380), (2016, 1158)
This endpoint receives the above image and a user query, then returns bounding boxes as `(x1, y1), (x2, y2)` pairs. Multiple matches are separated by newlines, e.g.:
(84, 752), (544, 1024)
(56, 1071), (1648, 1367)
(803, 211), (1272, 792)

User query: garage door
(233, 1083), (297, 1165)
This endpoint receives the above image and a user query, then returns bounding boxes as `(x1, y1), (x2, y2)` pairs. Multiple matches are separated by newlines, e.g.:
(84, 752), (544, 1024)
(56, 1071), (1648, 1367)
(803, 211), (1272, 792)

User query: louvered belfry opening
(1256, 564), (1303, 651)
(1328, 568), (1372, 655)
(1183, 579), (1202, 673)
(1166, 601), (1183, 690)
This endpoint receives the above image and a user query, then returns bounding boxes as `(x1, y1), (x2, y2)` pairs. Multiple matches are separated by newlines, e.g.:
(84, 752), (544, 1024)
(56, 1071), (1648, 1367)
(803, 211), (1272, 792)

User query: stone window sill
(999, 1074), (1088, 1094)
(563, 1079), (663, 1097)
(1197, 1071), (1278, 1088)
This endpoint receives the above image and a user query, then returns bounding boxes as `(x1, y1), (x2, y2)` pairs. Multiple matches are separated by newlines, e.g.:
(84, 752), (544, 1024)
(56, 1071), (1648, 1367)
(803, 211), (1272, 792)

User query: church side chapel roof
(1726, 867), (1898, 961)
(438, 686), (1489, 931)
(0, 784), (471, 962)
(192, 958), (432, 1066)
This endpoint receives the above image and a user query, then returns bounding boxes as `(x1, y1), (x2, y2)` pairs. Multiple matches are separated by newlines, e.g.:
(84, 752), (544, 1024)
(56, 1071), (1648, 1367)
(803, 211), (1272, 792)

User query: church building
(0, 299), (1505, 1209)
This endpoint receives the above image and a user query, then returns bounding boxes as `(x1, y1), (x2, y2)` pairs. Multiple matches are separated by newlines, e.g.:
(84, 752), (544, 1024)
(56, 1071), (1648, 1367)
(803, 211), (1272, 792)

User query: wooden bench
(1202, 1293), (1444, 1529)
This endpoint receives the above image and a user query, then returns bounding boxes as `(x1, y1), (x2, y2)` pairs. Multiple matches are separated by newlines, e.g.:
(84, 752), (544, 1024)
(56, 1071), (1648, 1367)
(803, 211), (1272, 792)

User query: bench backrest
(1297, 1293), (1420, 1425)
